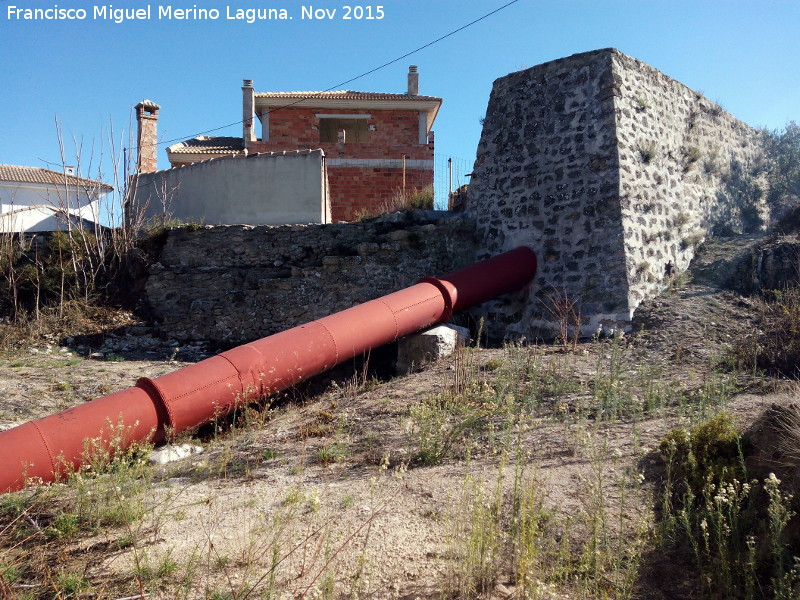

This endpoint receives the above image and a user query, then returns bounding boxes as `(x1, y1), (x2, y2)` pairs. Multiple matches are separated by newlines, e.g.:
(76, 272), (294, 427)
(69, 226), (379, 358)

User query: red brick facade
(247, 107), (436, 221)
(248, 108), (432, 159)
(326, 166), (433, 222)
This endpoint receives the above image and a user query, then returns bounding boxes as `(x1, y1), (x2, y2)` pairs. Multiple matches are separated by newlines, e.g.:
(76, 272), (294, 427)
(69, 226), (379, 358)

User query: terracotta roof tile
(167, 136), (245, 155)
(254, 90), (442, 102)
(0, 165), (113, 190)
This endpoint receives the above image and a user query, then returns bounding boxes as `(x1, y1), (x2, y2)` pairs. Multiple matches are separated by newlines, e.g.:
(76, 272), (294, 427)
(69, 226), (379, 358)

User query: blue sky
(1, 0), (798, 190)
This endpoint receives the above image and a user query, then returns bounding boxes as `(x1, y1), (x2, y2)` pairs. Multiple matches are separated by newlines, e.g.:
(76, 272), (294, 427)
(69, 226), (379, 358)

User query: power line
(133, 0), (521, 152)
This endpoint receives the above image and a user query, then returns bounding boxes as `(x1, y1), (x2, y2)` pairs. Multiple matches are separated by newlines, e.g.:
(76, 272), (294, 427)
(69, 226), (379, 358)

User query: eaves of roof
(254, 90), (442, 102)
(0, 165), (113, 190)
(253, 91), (443, 129)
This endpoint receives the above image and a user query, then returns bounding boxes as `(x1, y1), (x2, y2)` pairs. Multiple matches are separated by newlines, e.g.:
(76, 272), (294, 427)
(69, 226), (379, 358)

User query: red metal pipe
(0, 246), (536, 493)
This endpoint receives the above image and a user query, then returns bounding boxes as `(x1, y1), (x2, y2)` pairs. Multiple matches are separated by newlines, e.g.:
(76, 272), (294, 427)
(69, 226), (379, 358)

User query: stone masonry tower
(135, 99), (160, 173)
(466, 49), (766, 340)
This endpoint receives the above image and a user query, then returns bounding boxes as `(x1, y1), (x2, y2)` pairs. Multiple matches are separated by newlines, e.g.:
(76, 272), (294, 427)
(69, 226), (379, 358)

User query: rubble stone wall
(466, 48), (767, 338)
(612, 50), (766, 317)
(143, 211), (475, 345)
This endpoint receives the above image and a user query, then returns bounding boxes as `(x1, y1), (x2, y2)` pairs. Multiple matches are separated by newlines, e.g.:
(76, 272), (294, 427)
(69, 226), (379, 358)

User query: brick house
(163, 67), (441, 222)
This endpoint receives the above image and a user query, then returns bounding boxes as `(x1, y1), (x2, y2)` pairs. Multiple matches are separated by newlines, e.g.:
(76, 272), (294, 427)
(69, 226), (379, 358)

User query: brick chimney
(135, 100), (160, 173)
(242, 79), (256, 145)
(407, 65), (419, 96)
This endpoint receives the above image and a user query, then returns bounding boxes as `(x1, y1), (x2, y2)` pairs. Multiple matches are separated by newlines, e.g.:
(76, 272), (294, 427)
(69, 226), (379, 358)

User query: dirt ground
(1, 234), (797, 600)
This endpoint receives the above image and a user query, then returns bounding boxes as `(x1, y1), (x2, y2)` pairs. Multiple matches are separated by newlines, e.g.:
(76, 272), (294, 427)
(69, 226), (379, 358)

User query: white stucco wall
(0, 182), (102, 232)
(130, 149), (330, 226)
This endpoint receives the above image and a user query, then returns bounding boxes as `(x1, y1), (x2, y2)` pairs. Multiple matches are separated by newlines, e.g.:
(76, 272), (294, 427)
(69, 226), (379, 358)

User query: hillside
(1, 232), (800, 600)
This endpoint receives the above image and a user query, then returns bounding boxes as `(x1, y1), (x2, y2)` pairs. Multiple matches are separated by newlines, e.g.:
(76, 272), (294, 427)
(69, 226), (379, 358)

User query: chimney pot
(407, 65), (419, 96)
(243, 79), (256, 144)
(135, 99), (160, 173)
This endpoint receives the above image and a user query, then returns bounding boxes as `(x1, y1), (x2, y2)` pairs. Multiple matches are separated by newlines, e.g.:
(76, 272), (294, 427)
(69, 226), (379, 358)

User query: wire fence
(434, 155), (474, 210)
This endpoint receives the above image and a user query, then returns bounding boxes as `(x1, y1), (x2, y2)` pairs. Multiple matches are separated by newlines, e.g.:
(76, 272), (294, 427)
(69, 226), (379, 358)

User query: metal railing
(434, 155), (473, 210)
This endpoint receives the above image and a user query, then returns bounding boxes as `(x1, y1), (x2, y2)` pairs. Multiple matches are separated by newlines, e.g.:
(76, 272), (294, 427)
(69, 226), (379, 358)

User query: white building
(0, 165), (113, 233)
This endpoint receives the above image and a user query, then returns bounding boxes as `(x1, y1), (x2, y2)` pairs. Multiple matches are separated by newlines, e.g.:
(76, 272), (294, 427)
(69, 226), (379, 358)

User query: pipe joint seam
(418, 277), (455, 323)
(135, 377), (175, 436)
(314, 320), (340, 366)
(375, 298), (400, 340)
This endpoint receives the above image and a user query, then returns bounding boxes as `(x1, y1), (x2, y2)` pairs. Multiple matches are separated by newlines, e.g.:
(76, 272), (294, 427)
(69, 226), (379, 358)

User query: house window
(319, 118), (369, 143)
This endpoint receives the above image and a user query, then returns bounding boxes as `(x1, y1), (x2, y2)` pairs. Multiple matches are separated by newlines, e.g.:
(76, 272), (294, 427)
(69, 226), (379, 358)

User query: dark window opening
(319, 118), (369, 143)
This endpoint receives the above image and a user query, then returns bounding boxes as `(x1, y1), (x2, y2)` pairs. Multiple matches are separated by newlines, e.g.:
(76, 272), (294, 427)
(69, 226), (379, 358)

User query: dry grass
(0, 332), (776, 599)
(0, 302), (137, 352)
(727, 286), (800, 376)
(2, 275), (800, 597)
(355, 186), (435, 221)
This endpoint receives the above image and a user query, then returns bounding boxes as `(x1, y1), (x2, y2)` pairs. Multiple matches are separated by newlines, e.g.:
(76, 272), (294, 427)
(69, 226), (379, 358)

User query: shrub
(774, 203), (800, 234)
(388, 185), (434, 211)
(680, 233), (705, 251)
(741, 201), (765, 232)
(727, 286), (800, 377)
(659, 413), (800, 599)
(660, 412), (743, 503)
(682, 146), (702, 171)
(0, 228), (129, 322)
(765, 122), (800, 207)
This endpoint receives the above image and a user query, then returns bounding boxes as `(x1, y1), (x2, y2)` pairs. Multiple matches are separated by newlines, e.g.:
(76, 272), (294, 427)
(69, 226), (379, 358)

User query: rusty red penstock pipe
(0, 246), (537, 493)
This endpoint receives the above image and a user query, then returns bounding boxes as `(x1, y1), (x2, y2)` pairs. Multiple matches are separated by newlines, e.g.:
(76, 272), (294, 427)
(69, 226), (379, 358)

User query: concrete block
(396, 324), (469, 375)
(149, 443), (204, 465)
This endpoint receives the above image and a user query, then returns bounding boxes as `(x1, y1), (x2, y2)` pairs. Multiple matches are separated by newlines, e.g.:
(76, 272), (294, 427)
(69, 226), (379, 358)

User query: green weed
(316, 440), (349, 465)
(639, 141), (658, 164)
(592, 337), (636, 420)
(659, 413), (800, 598)
(262, 448), (280, 461)
(54, 571), (92, 597)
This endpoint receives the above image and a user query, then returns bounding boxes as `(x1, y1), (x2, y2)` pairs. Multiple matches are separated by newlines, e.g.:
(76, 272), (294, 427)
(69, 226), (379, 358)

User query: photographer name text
(5, 4), (385, 24)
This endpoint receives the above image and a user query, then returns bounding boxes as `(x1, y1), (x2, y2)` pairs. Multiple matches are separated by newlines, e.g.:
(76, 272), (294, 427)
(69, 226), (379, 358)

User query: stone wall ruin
(466, 48), (768, 339)
(141, 49), (772, 345)
(143, 211), (474, 344)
